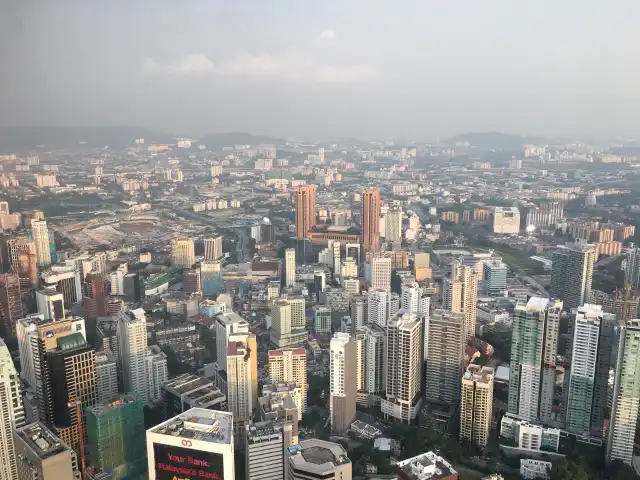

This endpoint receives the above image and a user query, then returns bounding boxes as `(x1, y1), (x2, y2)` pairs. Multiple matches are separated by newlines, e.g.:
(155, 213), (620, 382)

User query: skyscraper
(268, 349), (307, 412)
(349, 295), (367, 332)
(460, 365), (494, 449)
(367, 288), (390, 328)
(285, 248), (296, 287)
(385, 205), (403, 242)
(550, 243), (596, 311)
(0, 273), (23, 336)
(424, 310), (465, 405)
(401, 281), (430, 315)
(382, 312), (423, 423)
(0, 339), (25, 480)
(508, 297), (562, 422)
(204, 236), (224, 261)
(361, 188), (381, 254)
(624, 245), (640, 290)
(201, 260), (223, 297)
(370, 255), (392, 290)
(117, 309), (149, 405)
(607, 320), (640, 465)
(227, 332), (258, 447)
(483, 260), (508, 296)
(215, 312), (249, 371)
(170, 238), (195, 268)
(270, 297), (307, 348)
(565, 304), (617, 437)
(329, 333), (357, 434)
(355, 324), (385, 405)
(245, 422), (293, 480)
(292, 185), (317, 239)
(31, 220), (51, 268)
(442, 262), (478, 343)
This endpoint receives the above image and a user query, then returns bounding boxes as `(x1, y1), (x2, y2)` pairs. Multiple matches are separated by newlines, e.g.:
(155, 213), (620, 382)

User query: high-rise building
(258, 385), (300, 441)
(201, 261), (223, 297)
(0, 339), (25, 480)
(146, 345), (169, 404)
(146, 409), (235, 480)
(367, 288), (390, 328)
(490, 207), (520, 234)
(483, 260), (508, 296)
(0, 273), (23, 336)
(382, 312), (423, 423)
(349, 295), (367, 333)
(424, 310), (465, 405)
(122, 272), (141, 302)
(442, 262), (478, 343)
(171, 238), (195, 268)
(401, 281), (430, 315)
(607, 320), (640, 465)
(15, 314), (45, 388)
(268, 349), (307, 412)
(370, 255), (392, 290)
(385, 205), (403, 242)
(246, 421), (294, 480)
(270, 297), (306, 348)
(109, 264), (128, 296)
(460, 365), (494, 448)
(292, 185), (317, 240)
(508, 297), (562, 422)
(204, 236), (224, 261)
(95, 351), (118, 404)
(624, 245), (640, 290)
(84, 272), (108, 317)
(31, 220), (52, 267)
(413, 252), (431, 281)
(285, 248), (296, 287)
(41, 264), (83, 307)
(36, 289), (65, 321)
(550, 243), (596, 311)
(565, 304), (617, 437)
(183, 269), (201, 294)
(331, 240), (341, 273)
(226, 333), (258, 447)
(355, 324), (385, 405)
(329, 333), (357, 434)
(161, 374), (227, 417)
(286, 439), (352, 480)
(215, 312), (249, 372)
(14, 422), (81, 480)
(312, 306), (332, 334)
(361, 188), (381, 254)
(117, 309), (149, 404)
(85, 395), (146, 480)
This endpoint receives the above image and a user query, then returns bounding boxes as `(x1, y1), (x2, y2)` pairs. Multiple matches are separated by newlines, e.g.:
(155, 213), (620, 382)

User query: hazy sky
(2, 0), (639, 140)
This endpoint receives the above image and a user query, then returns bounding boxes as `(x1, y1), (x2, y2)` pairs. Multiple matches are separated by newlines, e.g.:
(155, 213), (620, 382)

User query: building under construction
(85, 395), (146, 480)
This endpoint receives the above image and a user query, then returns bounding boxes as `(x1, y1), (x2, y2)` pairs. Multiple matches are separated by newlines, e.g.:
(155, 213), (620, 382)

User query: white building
(146, 345), (168, 404)
(16, 314), (45, 388)
(385, 206), (403, 242)
(117, 309), (149, 405)
(146, 408), (235, 480)
(0, 340), (25, 480)
(215, 312), (249, 372)
(110, 263), (128, 296)
(491, 207), (520, 234)
(401, 281), (430, 316)
(520, 459), (552, 480)
(329, 333), (357, 434)
(36, 289), (65, 321)
(95, 350), (118, 404)
(245, 422), (294, 480)
(226, 333), (258, 447)
(367, 288), (390, 328)
(285, 248), (296, 287)
(370, 255), (392, 290)
(355, 324), (385, 404)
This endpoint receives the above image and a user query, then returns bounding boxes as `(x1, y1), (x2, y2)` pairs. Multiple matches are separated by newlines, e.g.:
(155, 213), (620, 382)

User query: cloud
(142, 52), (377, 84)
(318, 29), (336, 40)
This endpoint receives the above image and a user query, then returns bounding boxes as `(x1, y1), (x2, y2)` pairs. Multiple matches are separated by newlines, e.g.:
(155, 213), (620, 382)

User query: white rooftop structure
(148, 408), (233, 445)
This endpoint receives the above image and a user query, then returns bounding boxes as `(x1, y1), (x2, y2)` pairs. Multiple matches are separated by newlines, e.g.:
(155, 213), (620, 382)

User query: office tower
(370, 254), (392, 290)
(285, 248), (296, 287)
(85, 395), (146, 480)
(95, 351), (118, 404)
(31, 220), (52, 267)
(14, 422), (81, 480)
(226, 333), (258, 446)
(442, 261), (478, 343)
(0, 340), (25, 480)
(361, 187), (381, 254)
(16, 314), (45, 387)
(162, 374), (227, 418)
(565, 305), (617, 437)
(424, 310), (465, 405)
(460, 365), (494, 448)
(36, 289), (65, 321)
(201, 260), (223, 297)
(401, 281), (429, 315)
(606, 320), (640, 465)
(483, 260), (508, 296)
(47, 332), (97, 458)
(109, 264), (128, 296)
(246, 422), (293, 480)
(292, 185), (317, 239)
(122, 273), (141, 302)
(204, 235), (224, 261)
(349, 295), (367, 332)
(550, 243), (596, 311)
(413, 252), (431, 281)
(170, 238), (195, 268)
(331, 241), (341, 273)
(0, 273), (23, 336)
(367, 288), (390, 328)
(508, 297), (562, 421)
(146, 345), (168, 404)
(268, 349), (307, 412)
(313, 306), (332, 334)
(329, 333), (357, 434)
(214, 312), (249, 372)
(270, 297), (307, 347)
(117, 309), (149, 404)
(85, 272), (108, 317)
(385, 205), (403, 242)
(286, 439), (352, 480)
(355, 324), (385, 404)
(41, 265), (82, 307)
(382, 312), (423, 423)
(146, 409), (235, 480)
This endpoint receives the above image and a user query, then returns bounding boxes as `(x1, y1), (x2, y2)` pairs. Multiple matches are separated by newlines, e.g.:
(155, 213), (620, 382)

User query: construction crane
(68, 399), (86, 479)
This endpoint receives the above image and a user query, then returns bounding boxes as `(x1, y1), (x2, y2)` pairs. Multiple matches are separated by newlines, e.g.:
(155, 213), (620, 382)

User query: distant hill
(445, 132), (551, 150)
(197, 132), (285, 148)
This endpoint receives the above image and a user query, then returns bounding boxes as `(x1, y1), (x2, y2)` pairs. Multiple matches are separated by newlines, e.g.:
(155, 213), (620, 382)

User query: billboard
(153, 443), (224, 480)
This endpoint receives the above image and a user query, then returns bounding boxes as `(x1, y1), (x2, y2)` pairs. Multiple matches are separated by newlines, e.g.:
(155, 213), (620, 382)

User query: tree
(550, 457), (592, 480)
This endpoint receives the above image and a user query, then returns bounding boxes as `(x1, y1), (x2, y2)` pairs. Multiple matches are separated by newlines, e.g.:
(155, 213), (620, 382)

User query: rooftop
(149, 408), (233, 445)
(396, 451), (457, 480)
(15, 422), (71, 460)
(86, 395), (141, 415)
(288, 439), (350, 473)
